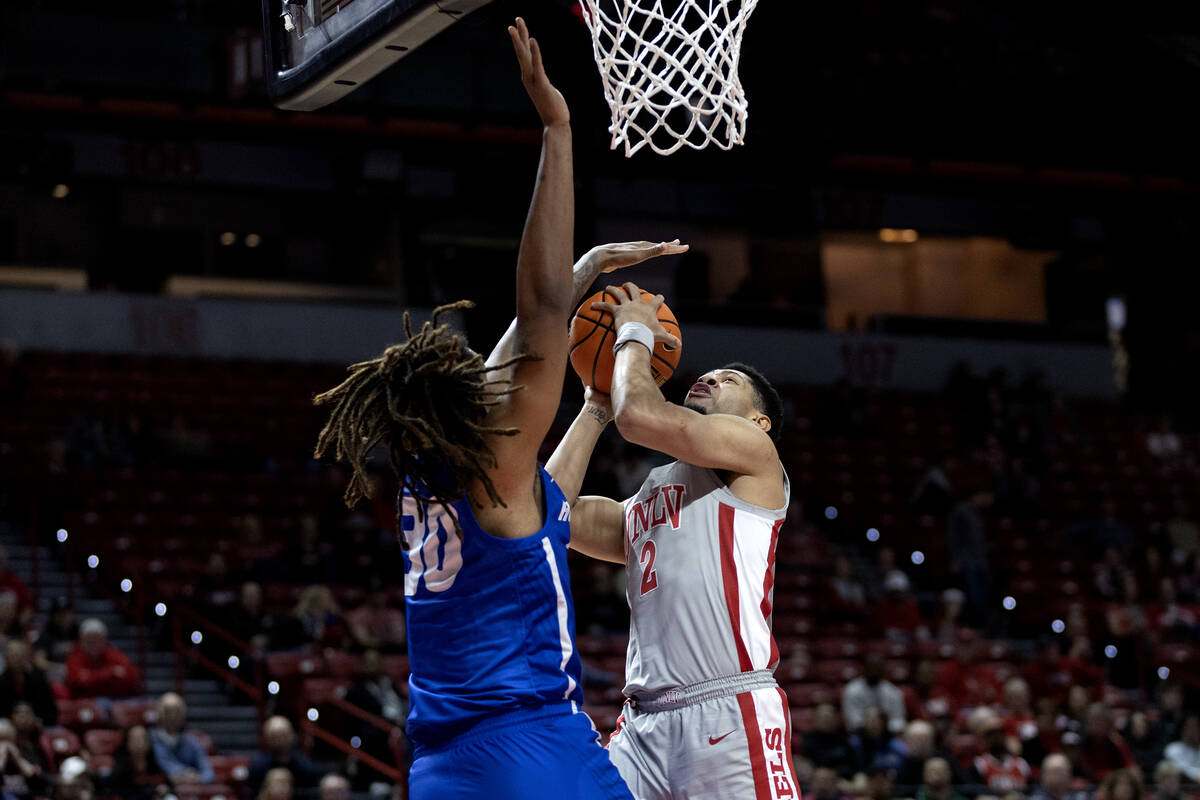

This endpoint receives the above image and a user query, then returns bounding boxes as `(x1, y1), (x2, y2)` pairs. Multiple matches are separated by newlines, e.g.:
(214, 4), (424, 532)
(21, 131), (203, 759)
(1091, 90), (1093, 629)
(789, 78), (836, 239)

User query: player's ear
(750, 411), (771, 435)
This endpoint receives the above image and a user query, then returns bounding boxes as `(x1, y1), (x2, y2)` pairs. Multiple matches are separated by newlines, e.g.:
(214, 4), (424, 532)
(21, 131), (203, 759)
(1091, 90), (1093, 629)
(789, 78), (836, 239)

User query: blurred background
(2, 2), (1200, 800)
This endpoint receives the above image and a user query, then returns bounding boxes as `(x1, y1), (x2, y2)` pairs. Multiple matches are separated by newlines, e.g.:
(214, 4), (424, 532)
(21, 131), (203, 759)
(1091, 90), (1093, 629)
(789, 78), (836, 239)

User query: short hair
(721, 362), (783, 442)
(80, 618), (107, 637)
(1154, 761), (1180, 782)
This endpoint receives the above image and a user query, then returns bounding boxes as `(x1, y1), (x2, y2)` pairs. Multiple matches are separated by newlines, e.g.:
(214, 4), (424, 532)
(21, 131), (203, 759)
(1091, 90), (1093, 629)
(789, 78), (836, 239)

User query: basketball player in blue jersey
(311, 19), (685, 800)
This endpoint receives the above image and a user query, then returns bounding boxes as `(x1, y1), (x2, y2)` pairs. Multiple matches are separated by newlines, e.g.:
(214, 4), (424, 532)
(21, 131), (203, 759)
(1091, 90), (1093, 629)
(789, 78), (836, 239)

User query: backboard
(262, 0), (493, 111)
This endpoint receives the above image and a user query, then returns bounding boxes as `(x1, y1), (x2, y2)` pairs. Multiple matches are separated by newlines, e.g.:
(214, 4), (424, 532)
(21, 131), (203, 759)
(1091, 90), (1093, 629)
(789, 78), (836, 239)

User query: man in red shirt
(65, 619), (142, 698)
(1079, 703), (1136, 780)
(935, 631), (1003, 708)
(0, 547), (33, 628)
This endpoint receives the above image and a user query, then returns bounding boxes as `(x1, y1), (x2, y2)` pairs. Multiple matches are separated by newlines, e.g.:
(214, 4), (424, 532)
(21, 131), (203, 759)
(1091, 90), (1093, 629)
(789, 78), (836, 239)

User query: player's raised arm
(594, 282), (780, 481)
(475, 18), (574, 497)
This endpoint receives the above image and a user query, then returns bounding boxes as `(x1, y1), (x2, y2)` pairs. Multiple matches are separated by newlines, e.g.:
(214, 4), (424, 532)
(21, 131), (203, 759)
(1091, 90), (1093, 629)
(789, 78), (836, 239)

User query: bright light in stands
(1104, 645), (1118, 659)
(87, 554), (99, 568)
(268, 681), (280, 695)
(910, 550), (924, 565)
(56, 529), (69, 542)
(120, 579), (133, 593)
(191, 631), (203, 645)
(52, 184), (70, 199)
(245, 233), (262, 248)
(1002, 596), (1016, 610)
(865, 528), (880, 542)
(307, 708), (319, 722)
(1158, 666), (1171, 680)
(824, 506), (838, 520)
(350, 737), (362, 749)
(155, 603), (168, 616)
(1051, 619), (1065, 633)
(219, 232), (237, 246)
(228, 655), (240, 669)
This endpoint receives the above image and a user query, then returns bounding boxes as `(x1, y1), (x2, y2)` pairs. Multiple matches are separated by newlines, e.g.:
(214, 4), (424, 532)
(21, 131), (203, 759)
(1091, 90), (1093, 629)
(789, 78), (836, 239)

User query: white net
(579, 0), (759, 157)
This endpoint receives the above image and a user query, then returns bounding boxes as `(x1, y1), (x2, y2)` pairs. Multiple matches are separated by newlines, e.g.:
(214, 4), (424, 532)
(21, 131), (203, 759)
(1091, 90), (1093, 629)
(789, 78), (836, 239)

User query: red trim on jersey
(719, 504), (753, 672)
(736, 691), (772, 800)
(777, 686), (799, 791)
(760, 517), (783, 668)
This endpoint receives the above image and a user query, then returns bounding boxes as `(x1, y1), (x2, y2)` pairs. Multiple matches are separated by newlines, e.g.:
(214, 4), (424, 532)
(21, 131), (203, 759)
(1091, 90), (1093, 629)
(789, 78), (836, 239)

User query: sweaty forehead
(702, 369), (750, 382)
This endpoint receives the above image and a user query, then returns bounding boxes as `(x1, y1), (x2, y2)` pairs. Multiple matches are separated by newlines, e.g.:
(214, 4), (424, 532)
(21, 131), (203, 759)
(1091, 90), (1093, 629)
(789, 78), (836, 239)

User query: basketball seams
(571, 288), (680, 394)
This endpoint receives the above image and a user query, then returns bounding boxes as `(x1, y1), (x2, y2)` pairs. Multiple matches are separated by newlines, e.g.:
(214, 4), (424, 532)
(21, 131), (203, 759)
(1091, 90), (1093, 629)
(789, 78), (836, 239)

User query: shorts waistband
(411, 700), (578, 756)
(629, 670), (777, 712)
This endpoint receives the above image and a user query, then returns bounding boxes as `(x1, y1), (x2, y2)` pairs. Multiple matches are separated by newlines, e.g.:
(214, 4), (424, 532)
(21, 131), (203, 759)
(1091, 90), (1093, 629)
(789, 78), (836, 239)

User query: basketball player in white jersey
(553, 281), (798, 800)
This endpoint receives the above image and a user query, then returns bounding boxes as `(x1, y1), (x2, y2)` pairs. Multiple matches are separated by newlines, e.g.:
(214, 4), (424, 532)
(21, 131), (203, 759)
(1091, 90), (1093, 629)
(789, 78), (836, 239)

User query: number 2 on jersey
(639, 540), (658, 595)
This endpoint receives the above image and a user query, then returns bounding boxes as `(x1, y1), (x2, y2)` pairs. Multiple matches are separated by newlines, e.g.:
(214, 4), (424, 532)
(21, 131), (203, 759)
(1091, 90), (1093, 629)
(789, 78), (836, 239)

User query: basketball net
(578, 0), (759, 157)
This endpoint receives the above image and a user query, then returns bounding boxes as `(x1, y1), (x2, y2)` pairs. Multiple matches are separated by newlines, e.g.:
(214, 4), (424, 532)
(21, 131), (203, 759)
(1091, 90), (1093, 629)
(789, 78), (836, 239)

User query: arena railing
(171, 605), (267, 739)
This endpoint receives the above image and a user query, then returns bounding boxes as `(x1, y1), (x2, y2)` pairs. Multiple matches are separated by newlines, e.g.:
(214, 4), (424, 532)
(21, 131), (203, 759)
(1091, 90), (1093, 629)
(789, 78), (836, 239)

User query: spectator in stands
(1029, 754), (1089, 800)
(915, 758), (964, 800)
(864, 764), (896, 800)
(1164, 713), (1200, 782)
(829, 556), (868, 620)
(99, 725), (168, 800)
(896, 720), (960, 790)
(56, 756), (93, 800)
(0, 548), (32, 629)
(910, 455), (953, 516)
(196, 554), (237, 613)
(318, 774), (350, 800)
(249, 717), (317, 794)
(149, 692), (213, 785)
(345, 650), (405, 726)
(9, 703), (47, 774)
(1152, 761), (1183, 800)
(0, 718), (46, 800)
(1154, 683), (1186, 744)
(1080, 703), (1137, 780)
(34, 598), (78, 677)
(1152, 577), (1200, 638)
(850, 708), (906, 773)
(221, 582), (274, 654)
(843, 654), (907, 735)
(0, 639), (57, 726)
(802, 704), (860, 779)
(810, 767), (845, 800)
(1097, 769), (1144, 800)
(257, 768), (294, 800)
(65, 619), (141, 699)
(1166, 498), (1200, 567)
(289, 587), (347, 650)
(1060, 731), (1094, 783)
(1096, 547), (1136, 601)
(999, 677), (1035, 743)
(1128, 712), (1166, 779)
(875, 571), (924, 641)
(904, 660), (949, 723)
(968, 712), (1032, 793)
(947, 489), (994, 624)
(0, 592), (25, 654)
(931, 589), (967, 643)
(935, 631), (1003, 708)
(347, 587), (406, 653)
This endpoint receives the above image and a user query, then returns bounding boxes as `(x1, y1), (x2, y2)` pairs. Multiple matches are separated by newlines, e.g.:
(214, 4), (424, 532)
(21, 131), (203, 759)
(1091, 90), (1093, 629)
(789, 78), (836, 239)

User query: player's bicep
(568, 496), (626, 564)
(620, 403), (775, 476)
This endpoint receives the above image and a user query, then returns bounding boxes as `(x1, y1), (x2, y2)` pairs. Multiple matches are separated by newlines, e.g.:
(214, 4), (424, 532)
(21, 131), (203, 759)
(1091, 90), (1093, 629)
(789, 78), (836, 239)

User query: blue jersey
(400, 467), (585, 747)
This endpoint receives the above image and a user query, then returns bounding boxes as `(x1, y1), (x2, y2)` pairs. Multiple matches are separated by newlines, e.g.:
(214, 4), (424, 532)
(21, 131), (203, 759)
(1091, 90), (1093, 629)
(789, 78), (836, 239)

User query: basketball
(569, 289), (682, 395)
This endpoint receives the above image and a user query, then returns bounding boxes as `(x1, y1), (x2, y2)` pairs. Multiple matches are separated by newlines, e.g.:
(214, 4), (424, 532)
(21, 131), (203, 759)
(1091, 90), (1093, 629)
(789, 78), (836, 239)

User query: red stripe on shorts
(719, 504), (753, 672)
(736, 691), (772, 800)
(760, 517), (783, 668)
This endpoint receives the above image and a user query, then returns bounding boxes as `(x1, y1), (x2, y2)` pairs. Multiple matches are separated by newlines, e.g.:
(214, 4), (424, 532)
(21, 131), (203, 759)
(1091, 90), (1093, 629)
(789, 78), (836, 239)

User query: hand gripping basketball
(508, 17), (569, 128)
(591, 283), (682, 352)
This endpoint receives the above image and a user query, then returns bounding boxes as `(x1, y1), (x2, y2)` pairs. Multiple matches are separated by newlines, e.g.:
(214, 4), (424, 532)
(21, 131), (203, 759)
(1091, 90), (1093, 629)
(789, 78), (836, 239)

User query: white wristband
(613, 322), (655, 355)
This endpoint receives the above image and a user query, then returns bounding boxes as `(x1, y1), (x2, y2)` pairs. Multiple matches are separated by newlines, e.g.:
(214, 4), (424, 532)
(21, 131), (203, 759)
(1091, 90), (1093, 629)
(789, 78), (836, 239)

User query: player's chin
(683, 399), (709, 415)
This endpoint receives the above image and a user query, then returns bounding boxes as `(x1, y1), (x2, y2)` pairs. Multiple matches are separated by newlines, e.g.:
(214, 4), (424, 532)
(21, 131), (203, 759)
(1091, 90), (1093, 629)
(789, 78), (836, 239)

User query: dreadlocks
(313, 301), (534, 527)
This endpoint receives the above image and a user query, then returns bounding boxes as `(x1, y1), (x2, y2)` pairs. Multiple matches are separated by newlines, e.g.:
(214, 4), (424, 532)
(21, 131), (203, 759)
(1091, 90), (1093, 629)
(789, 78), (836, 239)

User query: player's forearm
(612, 345), (667, 442)
(514, 124), (574, 320)
(545, 402), (611, 504)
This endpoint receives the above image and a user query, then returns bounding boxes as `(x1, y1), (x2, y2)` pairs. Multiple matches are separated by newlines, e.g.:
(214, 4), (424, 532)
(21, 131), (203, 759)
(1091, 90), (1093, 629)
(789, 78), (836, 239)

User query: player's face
(683, 369), (757, 418)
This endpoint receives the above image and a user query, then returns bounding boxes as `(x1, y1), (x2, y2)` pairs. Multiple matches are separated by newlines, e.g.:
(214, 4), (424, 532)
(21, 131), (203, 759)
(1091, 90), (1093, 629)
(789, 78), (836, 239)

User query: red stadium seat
(40, 727), (82, 770)
(57, 698), (109, 731)
(266, 652), (323, 679)
(111, 698), (158, 728)
(84, 729), (124, 757)
(322, 651), (360, 678)
(210, 755), (251, 784)
(302, 678), (350, 704)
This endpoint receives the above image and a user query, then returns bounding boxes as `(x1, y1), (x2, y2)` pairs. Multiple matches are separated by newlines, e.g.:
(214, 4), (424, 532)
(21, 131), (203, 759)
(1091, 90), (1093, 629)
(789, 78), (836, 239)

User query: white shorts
(607, 685), (798, 800)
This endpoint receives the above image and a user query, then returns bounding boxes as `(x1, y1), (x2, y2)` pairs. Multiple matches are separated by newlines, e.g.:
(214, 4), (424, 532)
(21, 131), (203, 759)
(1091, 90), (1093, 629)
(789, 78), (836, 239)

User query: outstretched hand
(508, 17), (569, 127)
(592, 282), (683, 351)
(588, 240), (689, 274)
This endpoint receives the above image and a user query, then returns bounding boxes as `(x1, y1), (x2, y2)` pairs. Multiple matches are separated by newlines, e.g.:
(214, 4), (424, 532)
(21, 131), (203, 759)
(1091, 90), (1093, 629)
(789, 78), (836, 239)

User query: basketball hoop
(578, 0), (759, 157)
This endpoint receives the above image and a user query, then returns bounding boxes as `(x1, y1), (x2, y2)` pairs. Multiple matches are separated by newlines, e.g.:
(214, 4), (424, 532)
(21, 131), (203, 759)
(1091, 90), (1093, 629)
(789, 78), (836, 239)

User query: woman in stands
(101, 725), (169, 800)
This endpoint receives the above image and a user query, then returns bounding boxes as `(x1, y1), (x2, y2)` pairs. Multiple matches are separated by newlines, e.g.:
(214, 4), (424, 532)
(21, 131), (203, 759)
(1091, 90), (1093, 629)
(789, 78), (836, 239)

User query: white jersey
(621, 460), (789, 696)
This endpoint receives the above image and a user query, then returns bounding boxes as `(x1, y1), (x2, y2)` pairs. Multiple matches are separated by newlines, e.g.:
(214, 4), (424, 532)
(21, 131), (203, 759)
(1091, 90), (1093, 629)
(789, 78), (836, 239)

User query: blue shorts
(409, 702), (633, 800)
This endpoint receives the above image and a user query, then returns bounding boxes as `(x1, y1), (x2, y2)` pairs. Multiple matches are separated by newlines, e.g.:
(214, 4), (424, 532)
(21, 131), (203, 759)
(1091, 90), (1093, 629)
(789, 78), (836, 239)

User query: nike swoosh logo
(708, 731), (736, 745)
